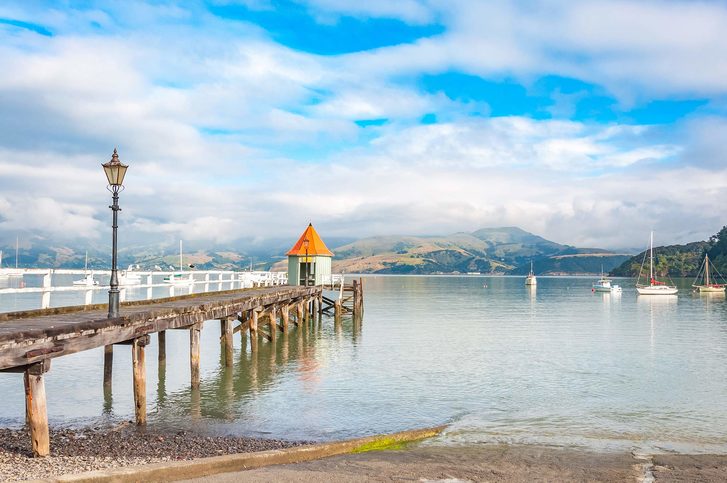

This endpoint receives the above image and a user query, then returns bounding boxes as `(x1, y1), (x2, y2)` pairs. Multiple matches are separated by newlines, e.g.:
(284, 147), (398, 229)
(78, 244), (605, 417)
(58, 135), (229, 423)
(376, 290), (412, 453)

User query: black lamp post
(303, 238), (310, 286)
(102, 148), (128, 319)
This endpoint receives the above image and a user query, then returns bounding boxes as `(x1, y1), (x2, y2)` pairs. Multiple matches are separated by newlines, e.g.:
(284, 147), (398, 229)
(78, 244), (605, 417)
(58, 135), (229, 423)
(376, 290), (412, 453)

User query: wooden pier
(0, 283), (363, 457)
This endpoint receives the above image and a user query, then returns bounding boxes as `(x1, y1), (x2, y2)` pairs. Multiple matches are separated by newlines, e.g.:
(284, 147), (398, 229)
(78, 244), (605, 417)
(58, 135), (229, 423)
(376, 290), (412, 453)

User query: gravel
(0, 424), (308, 482)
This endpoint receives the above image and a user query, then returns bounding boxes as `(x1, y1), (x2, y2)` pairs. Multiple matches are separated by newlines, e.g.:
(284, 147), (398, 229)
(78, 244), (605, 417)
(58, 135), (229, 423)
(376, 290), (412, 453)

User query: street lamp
(303, 238), (310, 286)
(102, 148), (128, 318)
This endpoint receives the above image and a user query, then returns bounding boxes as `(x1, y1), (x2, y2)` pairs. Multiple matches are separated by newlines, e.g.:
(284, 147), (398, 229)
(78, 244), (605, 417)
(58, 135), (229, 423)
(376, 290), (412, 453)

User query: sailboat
(0, 237), (25, 277)
(164, 240), (194, 285)
(692, 254), (725, 293)
(592, 265), (622, 293)
(73, 251), (98, 286)
(525, 260), (537, 286)
(636, 231), (678, 295)
(120, 264), (142, 286)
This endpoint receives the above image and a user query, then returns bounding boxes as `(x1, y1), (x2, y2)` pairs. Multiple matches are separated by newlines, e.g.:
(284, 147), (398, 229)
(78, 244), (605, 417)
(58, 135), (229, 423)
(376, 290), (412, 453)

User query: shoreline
(2, 423), (727, 482)
(0, 424), (308, 482)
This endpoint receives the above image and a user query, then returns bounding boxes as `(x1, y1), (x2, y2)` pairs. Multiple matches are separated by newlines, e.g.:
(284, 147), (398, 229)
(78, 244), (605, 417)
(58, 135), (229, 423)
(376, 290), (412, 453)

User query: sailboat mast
(15, 236), (19, 269)
(649, 231), (654, 284)
(179, 240), (183, 272)
(706, 255), (710, 286)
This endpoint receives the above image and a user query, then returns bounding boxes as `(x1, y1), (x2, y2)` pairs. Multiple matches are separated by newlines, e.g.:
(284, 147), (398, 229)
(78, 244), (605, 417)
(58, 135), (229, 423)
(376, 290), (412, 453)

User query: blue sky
(0, 0), (726, 249)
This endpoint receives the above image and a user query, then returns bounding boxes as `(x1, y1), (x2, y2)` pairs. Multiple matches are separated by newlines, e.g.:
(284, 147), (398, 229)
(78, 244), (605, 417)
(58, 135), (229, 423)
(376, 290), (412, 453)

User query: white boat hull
(164, 274), (194, 285)
(694, 285), (726, 293)
(0, 269), (25, 277)
(594, 285), (622, 293)
(637, 285), (678, 295)
(525, 277), (537, 286)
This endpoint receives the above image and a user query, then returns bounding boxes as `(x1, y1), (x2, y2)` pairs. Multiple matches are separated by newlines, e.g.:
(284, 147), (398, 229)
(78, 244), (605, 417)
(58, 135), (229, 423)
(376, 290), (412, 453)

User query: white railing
(0, 269), (288, 310)
(321, 274), (345, 293)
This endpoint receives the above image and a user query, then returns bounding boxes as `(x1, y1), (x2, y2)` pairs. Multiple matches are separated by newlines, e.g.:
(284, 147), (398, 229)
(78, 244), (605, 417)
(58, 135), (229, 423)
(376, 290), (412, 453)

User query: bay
(1, 275), (726, 454)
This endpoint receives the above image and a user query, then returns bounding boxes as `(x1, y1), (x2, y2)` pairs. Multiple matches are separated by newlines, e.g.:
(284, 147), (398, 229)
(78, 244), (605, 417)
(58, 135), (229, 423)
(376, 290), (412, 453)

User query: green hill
(332, 227), (630, 275)
(610, 226), (727, 278)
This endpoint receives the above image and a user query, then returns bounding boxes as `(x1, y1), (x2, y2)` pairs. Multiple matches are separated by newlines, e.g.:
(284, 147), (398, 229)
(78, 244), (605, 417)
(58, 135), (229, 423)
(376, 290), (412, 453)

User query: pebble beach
(0, 424), (306, 482)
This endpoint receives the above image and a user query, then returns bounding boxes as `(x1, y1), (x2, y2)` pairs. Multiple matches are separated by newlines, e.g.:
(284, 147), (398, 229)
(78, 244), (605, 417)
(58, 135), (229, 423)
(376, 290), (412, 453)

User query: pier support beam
(157, 331), (166, 367)
(250, 310), (259, 353)
(268, 307), (277, 342)
(221, 317), (233, 367)
(103, 345), (113, 388)
(352, 279), (364, 316)
(190, 323), (201, 388)
(334, 299), (342, 319)
(132, 336), (149, 425)
(239, 312), (248, 341)
(295, 302), (303, 327)
(24, 361), (50, 457)
(281, 305), (289, 333)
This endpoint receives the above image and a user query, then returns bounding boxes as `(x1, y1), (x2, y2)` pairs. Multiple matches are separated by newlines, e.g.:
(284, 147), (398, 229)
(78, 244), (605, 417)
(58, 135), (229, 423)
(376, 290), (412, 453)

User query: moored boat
(636, 232), (678, 295)
(525, 260), (537, 286)
(73, 252), (98, 286)
(692, 254), (725, 293)
(73, 272), (99, 286)
(592, 266), (622, 293)
(120, 264), (142, 286)
(164, 241), (194, 285)
(0, 238), (25, 277)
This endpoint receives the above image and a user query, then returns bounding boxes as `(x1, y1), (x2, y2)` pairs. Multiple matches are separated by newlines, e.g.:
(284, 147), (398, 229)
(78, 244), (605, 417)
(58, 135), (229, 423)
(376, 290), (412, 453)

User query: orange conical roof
(286, 223), (333, 257)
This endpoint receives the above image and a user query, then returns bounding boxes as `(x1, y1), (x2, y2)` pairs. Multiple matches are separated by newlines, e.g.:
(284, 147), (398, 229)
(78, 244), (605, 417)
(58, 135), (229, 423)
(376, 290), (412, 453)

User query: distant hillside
(611, 226), (727, 277)
(332, 227), (630, 275)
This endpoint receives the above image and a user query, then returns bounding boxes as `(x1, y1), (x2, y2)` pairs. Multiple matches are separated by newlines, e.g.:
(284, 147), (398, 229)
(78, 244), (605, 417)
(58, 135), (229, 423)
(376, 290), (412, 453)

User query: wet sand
(182, 445), (640, 482)
(181, 445), (727, 482)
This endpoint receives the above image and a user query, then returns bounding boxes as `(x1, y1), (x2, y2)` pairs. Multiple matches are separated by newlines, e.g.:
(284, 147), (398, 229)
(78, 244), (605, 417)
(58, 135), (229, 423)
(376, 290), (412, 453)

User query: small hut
(286, 223), (333, 286)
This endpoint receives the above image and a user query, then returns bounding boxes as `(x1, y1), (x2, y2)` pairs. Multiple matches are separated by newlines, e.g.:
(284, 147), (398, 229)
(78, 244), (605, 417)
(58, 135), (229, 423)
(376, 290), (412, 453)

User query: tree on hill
(610, 226), (727, 277)
(707, 226), (727, 274)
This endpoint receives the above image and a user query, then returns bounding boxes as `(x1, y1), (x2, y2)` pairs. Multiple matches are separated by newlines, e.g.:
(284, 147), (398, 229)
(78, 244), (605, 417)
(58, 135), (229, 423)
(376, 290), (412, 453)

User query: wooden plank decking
(0, 282), (365, 457)
(0, 286), (320, 371)
(0, 285), (336, 456)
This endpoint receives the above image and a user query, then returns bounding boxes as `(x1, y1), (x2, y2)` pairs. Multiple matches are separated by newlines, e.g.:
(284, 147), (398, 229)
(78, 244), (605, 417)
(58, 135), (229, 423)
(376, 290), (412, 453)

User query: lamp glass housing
(102, 150), (128, 187)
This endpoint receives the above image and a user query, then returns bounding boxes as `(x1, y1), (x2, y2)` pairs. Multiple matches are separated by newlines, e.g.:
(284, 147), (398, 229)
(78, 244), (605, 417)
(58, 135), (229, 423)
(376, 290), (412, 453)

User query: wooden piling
(190, 323), (201, 388)
(103, 345), (113, 388)
(222, 317), (233, 367)
(269, 307), (277, 342)
(352, 278), (364, 315)
(281, 304), (289, 333)
(132, 336), (148, 425)
(157, 331), (166, 366)
(24, 361), (50, 457)
(239, 311), (248, 341)
(250, 310), (259, 353)
(296, 302), (303, 327)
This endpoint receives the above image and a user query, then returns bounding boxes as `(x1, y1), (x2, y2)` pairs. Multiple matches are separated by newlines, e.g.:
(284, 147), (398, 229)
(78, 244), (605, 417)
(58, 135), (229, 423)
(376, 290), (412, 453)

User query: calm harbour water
(1, 275), (726, 454)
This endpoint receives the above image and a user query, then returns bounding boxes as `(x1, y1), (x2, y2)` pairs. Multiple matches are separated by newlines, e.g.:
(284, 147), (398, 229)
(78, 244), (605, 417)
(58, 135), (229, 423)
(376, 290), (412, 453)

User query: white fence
(0, 269), (288, 310)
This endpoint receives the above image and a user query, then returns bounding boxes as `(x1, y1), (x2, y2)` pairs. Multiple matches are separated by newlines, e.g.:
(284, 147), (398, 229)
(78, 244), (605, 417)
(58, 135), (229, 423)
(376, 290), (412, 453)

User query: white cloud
(0, 0), (725, 251)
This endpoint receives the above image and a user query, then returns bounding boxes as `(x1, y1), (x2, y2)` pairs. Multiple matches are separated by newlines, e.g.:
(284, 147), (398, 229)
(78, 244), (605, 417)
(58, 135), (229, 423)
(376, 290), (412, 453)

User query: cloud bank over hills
(0, 0), (725, 250)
